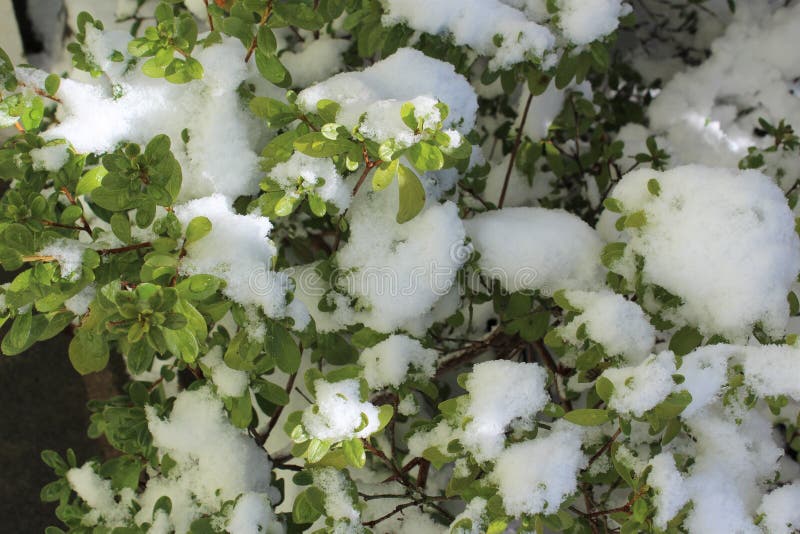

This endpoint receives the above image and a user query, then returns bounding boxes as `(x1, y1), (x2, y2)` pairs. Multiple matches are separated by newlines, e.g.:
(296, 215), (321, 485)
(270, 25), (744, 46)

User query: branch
(244, 1), (274, 63)
(202, 0), (214, 30)
(498, 90), (534, 208)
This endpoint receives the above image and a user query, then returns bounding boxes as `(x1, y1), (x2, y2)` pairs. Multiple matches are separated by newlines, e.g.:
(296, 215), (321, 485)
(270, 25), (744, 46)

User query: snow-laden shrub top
(1, 0), (799, 533)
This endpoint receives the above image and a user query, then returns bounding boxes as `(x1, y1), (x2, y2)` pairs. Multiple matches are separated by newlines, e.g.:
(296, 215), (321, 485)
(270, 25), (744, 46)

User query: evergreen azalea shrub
(1, 0), (800, 532)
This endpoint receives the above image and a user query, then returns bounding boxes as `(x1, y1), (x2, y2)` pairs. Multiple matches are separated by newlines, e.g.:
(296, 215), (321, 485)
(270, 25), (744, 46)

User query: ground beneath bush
(0, 331), (102, 530)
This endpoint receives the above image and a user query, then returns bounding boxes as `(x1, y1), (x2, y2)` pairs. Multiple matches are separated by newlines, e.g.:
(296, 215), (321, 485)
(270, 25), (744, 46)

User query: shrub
(2, 0), (800, 532)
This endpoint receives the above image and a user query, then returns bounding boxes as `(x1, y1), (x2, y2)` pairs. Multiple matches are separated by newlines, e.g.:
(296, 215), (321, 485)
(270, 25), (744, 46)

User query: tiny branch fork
(362, 496), (452, 528)
(244, 1), (274, 63)
(586, 427), (622, 468)
(60, 187), (93, 235)
(17, 80), (63, 104)
(498, 90), (534, 208)
(352, 144), (382, 197)
(585, 484), (650, 518)
(332, 147), (383, 251)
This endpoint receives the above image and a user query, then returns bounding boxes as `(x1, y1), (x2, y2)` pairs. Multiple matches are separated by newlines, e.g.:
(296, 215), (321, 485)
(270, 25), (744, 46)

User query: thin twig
(498, 90), (534, 208)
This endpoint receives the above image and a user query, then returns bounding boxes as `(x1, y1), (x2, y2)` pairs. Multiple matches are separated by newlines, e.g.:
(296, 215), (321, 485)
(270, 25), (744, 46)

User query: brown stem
(18, 80), (63, 104)
(586, 484), (649, 518)
(362, 496), (451, 528)
(60, 187), (93, 235)
(98, 242), (152, 256)
(202, 0), (214, 30)
(586, 428), (622, 468)
(498, 90), (534, 208)
(332, 150), (382, 251)
(42, 220), (90, 233)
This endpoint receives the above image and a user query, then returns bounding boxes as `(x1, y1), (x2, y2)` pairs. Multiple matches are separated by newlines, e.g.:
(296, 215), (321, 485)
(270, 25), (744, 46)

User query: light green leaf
(372, 159), (398, 191)
(396, 164), (425, 224)
(563, 408), (611, 426)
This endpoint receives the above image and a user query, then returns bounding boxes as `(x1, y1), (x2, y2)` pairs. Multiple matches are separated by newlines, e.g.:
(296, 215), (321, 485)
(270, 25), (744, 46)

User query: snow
(30, 143), (70, 172)
(280, 36), (350, 88)
(558, 0), (630, 45)
(64, 284), (95, 317)
(462, 360), (549, 461)
(202, 346), (250, 398)
(30, 30), (264, 201)
(138, 387), (279, 532)
(335, 183), (467, 333)
(380, 0), (555, 69)
(678, 344), (731, 417)
(646, 3), (800, 171)
(38, 239), (85, 280)
(449, 497), (487, 533)
(302, 379), (380, 442)
(267, 152), (351, 211)
(297, 48), (478, 144)
(66, 463), (129, 527)
(741, 345), (800, 401)
(647, 453), (690, 529)
(225, 493), (284, 534)
(358, 335), (436, 389)
(313, 468), (362, 528)
(681, 409), (782, 534)
(490, 421), (586, 516)
(464, 207), (605, 294)
(175, 194), (309, 330)
(757, 482), (800, 534)
(600, 351), (677, 417)
(599, 165), (800, 341)
(560, 290), (655, 364)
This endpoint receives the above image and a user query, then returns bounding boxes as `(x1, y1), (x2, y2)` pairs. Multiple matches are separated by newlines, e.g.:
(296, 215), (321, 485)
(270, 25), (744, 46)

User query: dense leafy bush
(2, 0), (800, 532)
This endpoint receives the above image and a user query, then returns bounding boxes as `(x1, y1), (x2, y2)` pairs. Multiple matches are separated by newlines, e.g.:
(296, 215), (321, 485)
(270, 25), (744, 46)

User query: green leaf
(308, 194), (326, 217)
(292, 487), (325, 524)
(176, 274), (220, 301)
(110, 212), (132, 243)
(647, 178), (661, 196)
(407, 142), (444, 172)
(2, 311), (34, 356)
(342, 437), (366, 468)
(601, 242), (626, 269)
(372, 159), (398, 191)
(668, 326), (703, 356)
(306, 438), (331, 463)
(256, 380), (290, 406)
(400, 102), (417, 130)
(293, 132), (355, 158)
(377, 404), (393, 431)
(185, 216), (212, 244)
(603, 198), (624, 213)
(624, 210), (647, 228)
(596, 376), (615, 403)
(256, 25), (277, 55)
(563, 408), (611, 426)
(249, 96), (296, 128)
(255, 50), (292, 88)
(264, 321), (301, 374)
(44, 74), (61, 96)
(555, 53), (577, 89)
(69, 329), (110, 374)
(396, 164), (425, 224)
(653, 390), (692, 420)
